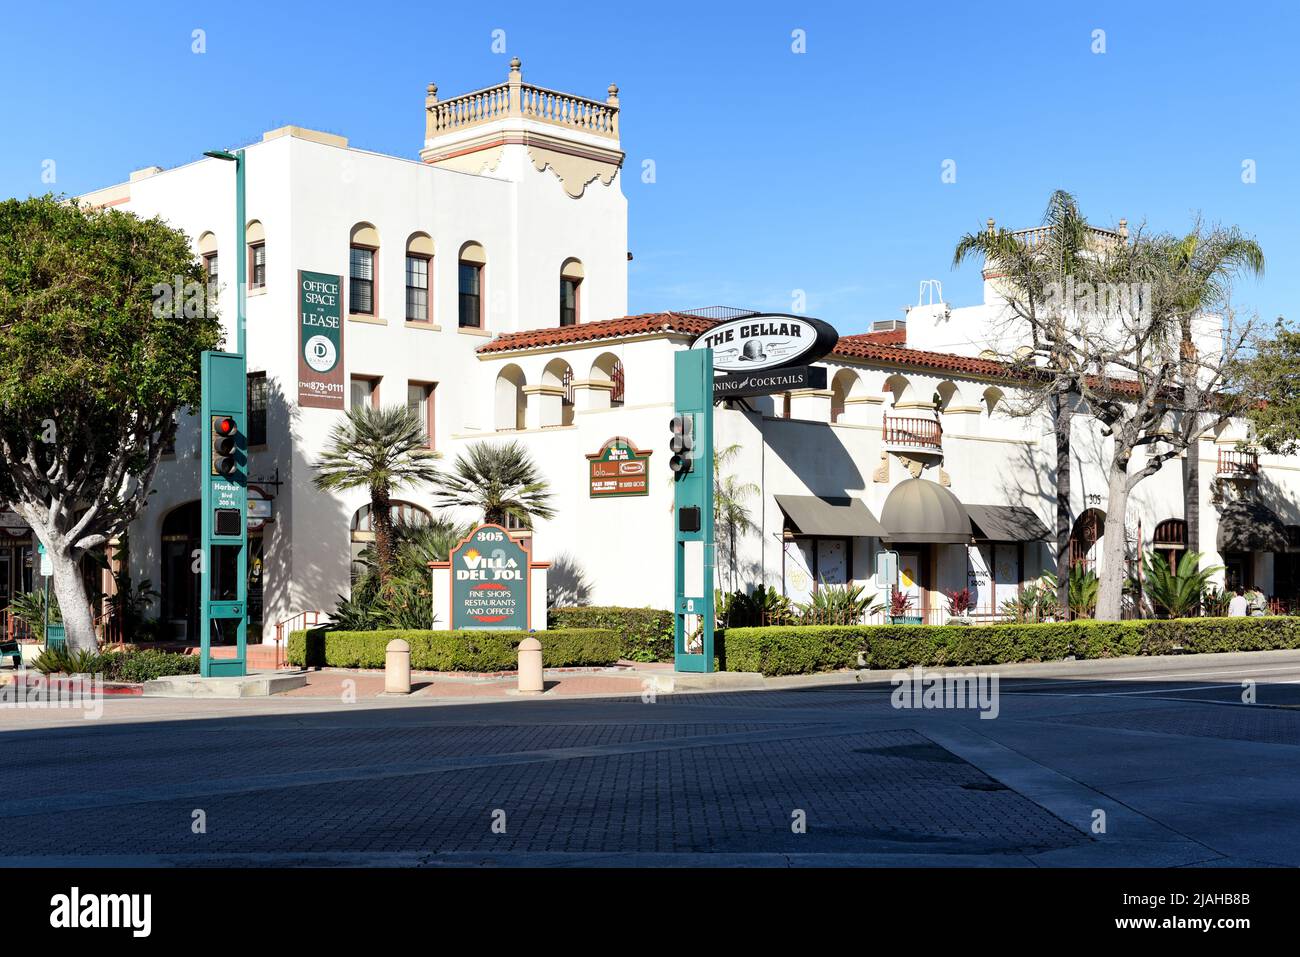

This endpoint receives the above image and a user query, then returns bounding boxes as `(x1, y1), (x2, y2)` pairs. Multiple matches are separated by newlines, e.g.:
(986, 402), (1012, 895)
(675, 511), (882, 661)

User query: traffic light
(669, 413), (695, 475)
(211, 415), (241, 479)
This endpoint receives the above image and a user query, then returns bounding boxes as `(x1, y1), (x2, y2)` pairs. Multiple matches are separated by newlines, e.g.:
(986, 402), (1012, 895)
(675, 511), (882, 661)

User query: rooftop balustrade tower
(421, 57), (624, 199)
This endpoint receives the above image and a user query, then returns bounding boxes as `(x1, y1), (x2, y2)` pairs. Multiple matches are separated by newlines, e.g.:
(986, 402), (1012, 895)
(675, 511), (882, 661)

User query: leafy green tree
(1135, 550), (1223, 619)
(1239, 318), (1300, 456)
(958, 193), (1255, 621)
(0, 195), (222, 653)
(432, 440), (554, 528)
(953, 191), (1096, 617)
(1164, 225), (1264, 554)
(313, 405), (440, 584)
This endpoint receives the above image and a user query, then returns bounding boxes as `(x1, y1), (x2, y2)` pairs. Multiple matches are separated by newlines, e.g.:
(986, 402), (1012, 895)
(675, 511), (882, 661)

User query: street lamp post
(198, 149), (249, 678)
(203, 150), (246, 354)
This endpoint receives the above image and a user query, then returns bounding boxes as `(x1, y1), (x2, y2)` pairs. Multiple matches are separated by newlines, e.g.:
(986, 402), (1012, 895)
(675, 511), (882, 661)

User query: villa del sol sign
(448, 525), (531, 630)
(587, 437), (653, 498)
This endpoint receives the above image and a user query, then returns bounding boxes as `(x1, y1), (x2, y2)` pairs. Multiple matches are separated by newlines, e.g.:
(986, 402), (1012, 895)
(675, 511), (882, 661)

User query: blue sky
(2, 0), (1296, 336)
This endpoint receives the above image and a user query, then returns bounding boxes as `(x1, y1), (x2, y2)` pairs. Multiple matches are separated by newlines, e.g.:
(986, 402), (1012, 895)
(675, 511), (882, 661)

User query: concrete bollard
(517, 637), (544, 694)
(385, 638), (411, 695)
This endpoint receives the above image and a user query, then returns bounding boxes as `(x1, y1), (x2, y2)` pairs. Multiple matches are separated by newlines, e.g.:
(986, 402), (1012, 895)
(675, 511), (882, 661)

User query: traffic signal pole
(671, 349), (715, 672)
(199, 148), (249, 677)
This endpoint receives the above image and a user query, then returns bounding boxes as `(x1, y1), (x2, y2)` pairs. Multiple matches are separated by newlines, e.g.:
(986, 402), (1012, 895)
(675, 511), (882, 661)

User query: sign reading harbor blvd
(448, 525), (531, 630)
(297, 270), (345, 409)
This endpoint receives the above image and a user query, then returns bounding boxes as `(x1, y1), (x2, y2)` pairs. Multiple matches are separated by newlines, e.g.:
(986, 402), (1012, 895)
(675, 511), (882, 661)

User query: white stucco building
(4, 59), (1296, 645)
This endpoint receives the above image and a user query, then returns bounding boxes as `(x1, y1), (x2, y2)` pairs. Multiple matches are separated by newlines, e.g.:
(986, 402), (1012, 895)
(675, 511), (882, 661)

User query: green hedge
(548, 606), (674, 662)
(101, 649), (201, 682)
(286, 627), (621, 671)
(722, 616), (1300, 676)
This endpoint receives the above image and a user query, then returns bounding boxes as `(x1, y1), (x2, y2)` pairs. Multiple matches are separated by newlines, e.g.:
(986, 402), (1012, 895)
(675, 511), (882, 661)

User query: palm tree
(313, 405), (440, 584)
(714, 443), (759, 593)
(432, 440), (555, 528)
(954, 191), (1097, 617)
(1165, 226), (1264, 555)
(1135, 550), (1223, 619)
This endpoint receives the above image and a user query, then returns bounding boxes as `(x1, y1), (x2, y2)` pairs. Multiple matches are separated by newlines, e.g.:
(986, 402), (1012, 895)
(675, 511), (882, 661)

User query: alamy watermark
(1043, 275), (1152, 323)
(0, 673), (104, 719)
(890, 665), (1000, 719)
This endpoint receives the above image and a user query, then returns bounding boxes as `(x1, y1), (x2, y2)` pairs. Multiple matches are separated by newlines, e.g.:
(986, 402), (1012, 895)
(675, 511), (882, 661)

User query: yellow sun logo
(464, 549), (480, 561)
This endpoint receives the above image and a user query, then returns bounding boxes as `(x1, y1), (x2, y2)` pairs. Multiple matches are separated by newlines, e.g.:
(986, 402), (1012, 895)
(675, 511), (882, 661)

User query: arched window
(542, 359), (575, 427)
(935, 381), (963, 413)
(560, 258), (584, 326)
(350, 501), (430, 582)
(1152, 518), (1187, 571)
(830, 369), (861, 423)
(882, 374), (913, 408)
(494, 365), (526, 431)
(198, 231), (219, 295)
(246, 220), (266, 289)
(349, 223), (379, 316)
(591, 353), (625, 408)
(458, 241), (486, 329)
(405, 232), (434, 324)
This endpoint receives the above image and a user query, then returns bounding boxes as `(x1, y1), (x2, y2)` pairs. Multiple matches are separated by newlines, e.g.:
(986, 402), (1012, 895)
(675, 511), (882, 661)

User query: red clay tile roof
(475, 312), (1032, 384)
(832, 333), (1012, 378)
(853, 327), (906, 346)
(475, 312), (716, 354)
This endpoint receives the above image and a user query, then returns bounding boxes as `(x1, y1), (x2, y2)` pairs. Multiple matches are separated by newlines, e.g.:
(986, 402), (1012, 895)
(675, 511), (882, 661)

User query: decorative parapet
(425, 60), (619, 141)
(421, 58), (623, 198)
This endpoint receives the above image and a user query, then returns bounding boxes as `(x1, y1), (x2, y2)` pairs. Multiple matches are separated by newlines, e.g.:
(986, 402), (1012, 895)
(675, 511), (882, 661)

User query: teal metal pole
(235, 149), (246, 356)
(198, 148), (250, 677)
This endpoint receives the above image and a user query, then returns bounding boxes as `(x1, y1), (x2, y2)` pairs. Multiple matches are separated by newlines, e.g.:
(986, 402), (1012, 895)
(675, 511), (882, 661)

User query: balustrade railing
(1217, 447), (1259, 476)
(426, 60), (620, 141)
(883, 415), (943, 450)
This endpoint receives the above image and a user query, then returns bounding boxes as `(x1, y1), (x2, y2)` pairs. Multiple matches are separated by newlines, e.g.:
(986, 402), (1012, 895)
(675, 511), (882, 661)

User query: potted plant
(888, 590), (921, 625)
(946, 588), (974, 625)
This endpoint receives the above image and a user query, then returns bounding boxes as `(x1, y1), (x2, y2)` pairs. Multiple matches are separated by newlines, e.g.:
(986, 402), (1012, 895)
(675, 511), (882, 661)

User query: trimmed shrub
(721, 616), (1300, 676)
(32, 647), (199, 681)
(721, 626), (862, 676)
(1141, 616), (1300, 655)
(287, 627), (621, 672)
(101, 650), (199, 682)
(548, 606), (674, 662)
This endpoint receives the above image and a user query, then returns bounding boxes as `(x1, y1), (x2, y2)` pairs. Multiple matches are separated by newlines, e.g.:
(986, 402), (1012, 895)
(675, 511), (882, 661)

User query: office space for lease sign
(297, 270), (344, 409)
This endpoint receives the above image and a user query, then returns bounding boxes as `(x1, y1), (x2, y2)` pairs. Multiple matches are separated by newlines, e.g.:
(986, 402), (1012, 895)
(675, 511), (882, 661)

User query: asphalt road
(3, 649), (1300, 866)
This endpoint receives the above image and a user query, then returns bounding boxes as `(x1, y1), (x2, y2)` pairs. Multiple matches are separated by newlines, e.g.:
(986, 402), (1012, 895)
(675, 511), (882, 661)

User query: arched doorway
(160, 501), (200, 641)
(1069, 508), (1105, 573)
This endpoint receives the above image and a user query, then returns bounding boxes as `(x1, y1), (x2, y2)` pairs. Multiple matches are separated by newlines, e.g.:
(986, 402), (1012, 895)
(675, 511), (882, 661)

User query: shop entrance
(0, 536), (34, 637)
(161, 501), (201, 641)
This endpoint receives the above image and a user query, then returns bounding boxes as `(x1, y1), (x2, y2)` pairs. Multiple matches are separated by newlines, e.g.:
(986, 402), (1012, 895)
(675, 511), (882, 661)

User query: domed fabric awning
(880, 478), (973, 544)
(1217, 499), (1288, 553)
